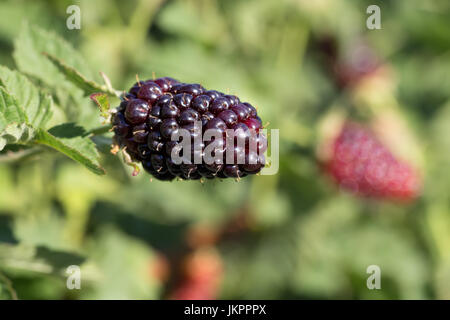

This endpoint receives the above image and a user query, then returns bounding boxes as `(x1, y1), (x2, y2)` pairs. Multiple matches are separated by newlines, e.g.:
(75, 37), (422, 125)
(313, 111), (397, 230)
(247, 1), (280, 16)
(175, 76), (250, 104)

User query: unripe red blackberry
(325, 122), (421, 201)
(169, 249), (223, 300)
(112, 78), (266, 181)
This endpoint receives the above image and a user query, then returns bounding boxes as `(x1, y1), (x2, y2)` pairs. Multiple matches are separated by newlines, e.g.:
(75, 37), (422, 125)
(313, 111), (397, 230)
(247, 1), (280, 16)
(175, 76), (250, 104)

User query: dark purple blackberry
(131, 123), (148, 143)
(204, 90), (222, 100)
(201, 112), (214, 127)
(147, 131), (164, 152)
(178, 83), (204, 96)
(112, 77), (267, 181)
(223, 165), (244, 178)
(218, 110), (238, 127)
(137, 82), (163, 103)
(242, 102), (257, 118)
(137, 144), (152, 159)
(205, 118), (227, 132)
(179, 108), (200, 125)
(210, 97), (230, 114)
(231, 104), (250, 121)
(124, 99), (150, 124)
(243, 117), (262, 131)
(129, 83), (141, 96)
(173, 93), (193, 109)
(112, 113), (130, 137)
(160, 101), (180, 119)
(192, 95), (212, 113)
(243, 153), (265, 173)
(160, 118), (180, 139)
(224, 95), (240, 106)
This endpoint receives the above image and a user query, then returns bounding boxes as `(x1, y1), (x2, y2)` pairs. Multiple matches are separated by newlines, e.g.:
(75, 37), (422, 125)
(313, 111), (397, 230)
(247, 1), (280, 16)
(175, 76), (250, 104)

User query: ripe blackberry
(326, 122), (421, 201)
(112, 77), (266, 181)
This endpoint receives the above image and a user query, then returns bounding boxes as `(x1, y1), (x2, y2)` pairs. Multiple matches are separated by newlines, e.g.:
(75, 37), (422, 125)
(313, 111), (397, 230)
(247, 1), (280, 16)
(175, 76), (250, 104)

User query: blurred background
(0, 0), (449, 299)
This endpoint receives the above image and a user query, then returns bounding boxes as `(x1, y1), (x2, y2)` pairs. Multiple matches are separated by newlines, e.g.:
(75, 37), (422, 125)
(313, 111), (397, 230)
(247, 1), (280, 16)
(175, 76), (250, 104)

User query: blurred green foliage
(0, 0), (449, 299)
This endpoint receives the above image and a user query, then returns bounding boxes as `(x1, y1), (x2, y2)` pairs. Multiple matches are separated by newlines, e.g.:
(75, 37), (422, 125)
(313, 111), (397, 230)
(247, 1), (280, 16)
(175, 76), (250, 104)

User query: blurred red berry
(326, 122), (421, 201)
(170, 281), (217, 300)
(182, 249), (223, 284)
(150, 253), (171, 283)
(169, 249), (223, 300)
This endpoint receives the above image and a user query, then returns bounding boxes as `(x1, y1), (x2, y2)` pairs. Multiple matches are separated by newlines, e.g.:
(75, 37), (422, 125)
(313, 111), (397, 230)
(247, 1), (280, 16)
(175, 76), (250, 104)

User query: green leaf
(34, 123), (105, 175)
(0, 87), (27, 129)
(82, 228), (159, 299)
(0, 123), (35, 151)
(0, 66), (52, 128)
(0, 243), (85, 276)
(44, 53), (119, 97)
(13, 22), (94, 88)
(89, 93), (111, 120)
(0, 87), (35, 150)
(0, 74), (104, 173)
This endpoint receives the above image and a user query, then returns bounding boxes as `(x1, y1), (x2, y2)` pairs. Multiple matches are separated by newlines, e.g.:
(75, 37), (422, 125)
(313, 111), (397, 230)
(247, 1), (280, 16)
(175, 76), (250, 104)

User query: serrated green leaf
(0, 66), (53, 128)
(0, 70), (104, 172)
(35, 91), (53, 128)
(13, 22), (94, 88)
(44, 53), (118, 97)
(34, 123), (105, 175)
(0, 87), (27, 130)
(89, 92), (111, 120)
(0, 123), (35, 151)
(0, 88), (33, 151)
